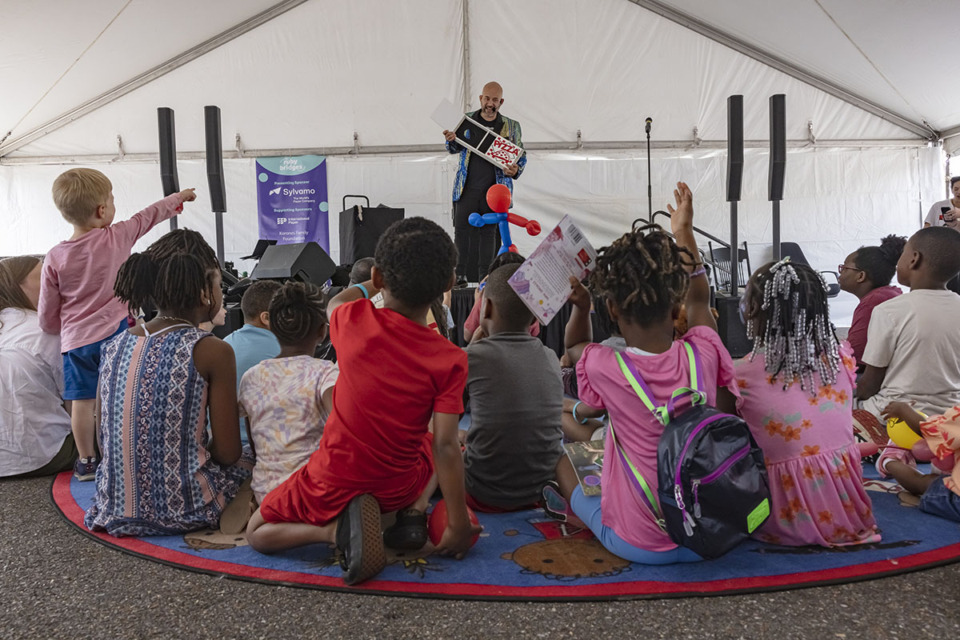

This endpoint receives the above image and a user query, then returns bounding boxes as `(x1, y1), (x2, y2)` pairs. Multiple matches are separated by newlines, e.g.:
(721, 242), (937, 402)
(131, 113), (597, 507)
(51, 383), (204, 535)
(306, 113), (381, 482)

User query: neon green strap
(607, 415), (666, 530)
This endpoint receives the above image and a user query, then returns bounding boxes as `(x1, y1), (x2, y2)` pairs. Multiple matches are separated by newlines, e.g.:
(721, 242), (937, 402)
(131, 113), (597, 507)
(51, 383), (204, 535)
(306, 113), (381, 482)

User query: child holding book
(37, 168), (195, 480)
(246, 218), (480, 585)
(553, 182), (738, 564)
(463, 263), (563, 511)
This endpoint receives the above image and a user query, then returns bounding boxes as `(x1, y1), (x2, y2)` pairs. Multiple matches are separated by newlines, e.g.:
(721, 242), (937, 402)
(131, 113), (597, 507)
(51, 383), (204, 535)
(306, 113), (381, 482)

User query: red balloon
(486, 184), (512, 212)
(427, 499), (481, 547)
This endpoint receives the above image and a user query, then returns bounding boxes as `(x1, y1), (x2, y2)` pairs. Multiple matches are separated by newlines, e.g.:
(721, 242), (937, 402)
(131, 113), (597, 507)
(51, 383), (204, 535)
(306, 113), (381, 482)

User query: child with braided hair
(239, 281), (339, 504)
(553, 182), (739, 564)
(85, 230), (251, 536)
(736, 259), (879, 547)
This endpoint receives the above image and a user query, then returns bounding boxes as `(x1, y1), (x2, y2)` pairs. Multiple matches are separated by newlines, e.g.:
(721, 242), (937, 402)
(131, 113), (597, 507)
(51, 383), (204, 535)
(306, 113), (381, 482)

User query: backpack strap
(606, 415), (666, 532)
(615, 342), (706, 427)
(607, 342), (708, 532)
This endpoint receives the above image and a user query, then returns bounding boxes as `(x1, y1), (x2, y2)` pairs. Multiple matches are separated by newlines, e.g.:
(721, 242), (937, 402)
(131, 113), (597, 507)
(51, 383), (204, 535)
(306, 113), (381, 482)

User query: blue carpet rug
(52, 468), (960, 601)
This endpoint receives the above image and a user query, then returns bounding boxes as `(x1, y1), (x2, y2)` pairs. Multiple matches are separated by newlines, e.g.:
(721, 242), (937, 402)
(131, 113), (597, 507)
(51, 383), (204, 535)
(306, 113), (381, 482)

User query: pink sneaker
(875, 440), (916, 478)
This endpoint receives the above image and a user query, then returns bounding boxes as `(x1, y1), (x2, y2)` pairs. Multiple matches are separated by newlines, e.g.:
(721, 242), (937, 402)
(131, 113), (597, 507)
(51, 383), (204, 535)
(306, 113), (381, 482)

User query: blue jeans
(570, 486), (702, 565)
(920, 478), (960, 523)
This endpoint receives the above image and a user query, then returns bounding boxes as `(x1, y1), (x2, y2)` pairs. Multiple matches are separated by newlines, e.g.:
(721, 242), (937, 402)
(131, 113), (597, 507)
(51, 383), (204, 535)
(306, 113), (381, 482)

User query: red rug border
(52, 472), (960, 601)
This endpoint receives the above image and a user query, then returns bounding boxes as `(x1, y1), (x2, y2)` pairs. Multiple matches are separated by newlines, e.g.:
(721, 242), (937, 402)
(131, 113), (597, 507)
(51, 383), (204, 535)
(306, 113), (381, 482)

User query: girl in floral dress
(736, 259), (880, 547)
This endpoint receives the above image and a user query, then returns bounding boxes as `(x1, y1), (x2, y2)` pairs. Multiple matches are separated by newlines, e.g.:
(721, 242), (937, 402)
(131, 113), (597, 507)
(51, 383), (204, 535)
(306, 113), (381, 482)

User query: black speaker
(250, 242), (338, 286)
(204, 105), (226, 213)
(768, 94), (786, 202)
(158, 108), (179, 196)
(726, 95), (744, 203)
(714, 291), (753, 358)
(339, 195), (404, 264)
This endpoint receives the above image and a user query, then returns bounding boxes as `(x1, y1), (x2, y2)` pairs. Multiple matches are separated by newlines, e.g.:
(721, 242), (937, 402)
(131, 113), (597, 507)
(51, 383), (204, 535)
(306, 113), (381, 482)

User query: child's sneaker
(382, 508), (428, 551)
(875, 440), (916, 478)
(73, 457), (98, 481)
(336, 494), (385, 586)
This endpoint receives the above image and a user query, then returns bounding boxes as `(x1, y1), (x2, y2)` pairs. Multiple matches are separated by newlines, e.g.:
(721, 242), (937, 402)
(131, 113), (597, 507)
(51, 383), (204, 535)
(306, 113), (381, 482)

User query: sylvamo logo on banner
(256, 154), (329, 251)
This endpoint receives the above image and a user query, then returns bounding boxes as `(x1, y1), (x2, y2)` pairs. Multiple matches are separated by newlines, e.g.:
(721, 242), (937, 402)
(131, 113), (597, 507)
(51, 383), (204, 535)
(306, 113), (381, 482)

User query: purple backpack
(609, 342), (771, 559)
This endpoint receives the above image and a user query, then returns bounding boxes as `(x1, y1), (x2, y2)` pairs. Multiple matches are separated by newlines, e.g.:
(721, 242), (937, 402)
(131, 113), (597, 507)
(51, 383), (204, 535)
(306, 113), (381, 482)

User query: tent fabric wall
(1, 144), (939, 270)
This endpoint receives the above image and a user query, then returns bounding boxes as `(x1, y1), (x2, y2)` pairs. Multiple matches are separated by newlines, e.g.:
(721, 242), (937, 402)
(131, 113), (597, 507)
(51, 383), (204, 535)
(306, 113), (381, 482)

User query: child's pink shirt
(576, 326), (738, 552)
(37, 194), (183, 352)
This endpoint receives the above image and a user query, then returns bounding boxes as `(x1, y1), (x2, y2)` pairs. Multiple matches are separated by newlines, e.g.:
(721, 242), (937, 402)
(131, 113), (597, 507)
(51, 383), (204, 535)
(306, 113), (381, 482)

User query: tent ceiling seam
(0, 0), (134, 149)
(812, 0), (918, 118)
(0, 138), (932, 166)
(461, 0), (471, 111)
(0, 0), (310, 158)
(624, 0), (937, 140)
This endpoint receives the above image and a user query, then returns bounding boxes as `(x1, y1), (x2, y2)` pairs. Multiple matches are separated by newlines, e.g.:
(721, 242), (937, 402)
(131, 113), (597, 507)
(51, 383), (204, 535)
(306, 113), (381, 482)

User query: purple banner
(256, 155), (329, 249)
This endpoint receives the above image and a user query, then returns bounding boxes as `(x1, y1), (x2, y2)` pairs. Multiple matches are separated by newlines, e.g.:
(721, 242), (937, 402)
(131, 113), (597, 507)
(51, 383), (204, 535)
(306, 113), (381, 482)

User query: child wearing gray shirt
(463, 264), (564, 510)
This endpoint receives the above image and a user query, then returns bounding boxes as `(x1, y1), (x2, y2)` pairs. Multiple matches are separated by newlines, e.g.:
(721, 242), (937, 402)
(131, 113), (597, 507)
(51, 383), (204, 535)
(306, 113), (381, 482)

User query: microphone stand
(645, 118), (653, 221)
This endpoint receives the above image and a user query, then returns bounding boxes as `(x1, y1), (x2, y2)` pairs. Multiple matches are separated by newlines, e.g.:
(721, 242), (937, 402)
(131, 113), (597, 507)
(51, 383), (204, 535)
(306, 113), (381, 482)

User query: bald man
(443, 81), (527, 285)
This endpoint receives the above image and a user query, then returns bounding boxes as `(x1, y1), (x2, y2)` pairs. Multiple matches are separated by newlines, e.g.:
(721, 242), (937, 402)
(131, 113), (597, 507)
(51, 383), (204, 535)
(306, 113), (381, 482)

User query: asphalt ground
(1, 475), (958, 640)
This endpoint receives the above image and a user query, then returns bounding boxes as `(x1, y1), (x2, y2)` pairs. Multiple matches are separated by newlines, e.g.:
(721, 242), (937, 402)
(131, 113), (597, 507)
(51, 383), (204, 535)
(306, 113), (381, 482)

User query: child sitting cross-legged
(551, 182), (739, 565)
(736, 259), (880, 547)
(239, 281), (338, 504)
(245, 217), (481, 585)
(85, 230), (251, 536)
(463, 263), (564, 512)
(857, 227), (960, 420)
(879, 401), (960, 523)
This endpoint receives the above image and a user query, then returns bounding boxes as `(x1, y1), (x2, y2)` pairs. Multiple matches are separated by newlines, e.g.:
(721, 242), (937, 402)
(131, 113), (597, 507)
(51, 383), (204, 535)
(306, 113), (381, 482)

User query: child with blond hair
(37, 168), (195, 480)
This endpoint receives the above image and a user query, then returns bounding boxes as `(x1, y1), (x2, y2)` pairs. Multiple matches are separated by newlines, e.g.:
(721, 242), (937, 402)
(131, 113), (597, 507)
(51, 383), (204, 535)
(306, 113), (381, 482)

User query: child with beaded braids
(238, 281), (339, 504)
(85, 230), (251, 536)
(555, 182), (739, 564)
(736, 259), (879, 547)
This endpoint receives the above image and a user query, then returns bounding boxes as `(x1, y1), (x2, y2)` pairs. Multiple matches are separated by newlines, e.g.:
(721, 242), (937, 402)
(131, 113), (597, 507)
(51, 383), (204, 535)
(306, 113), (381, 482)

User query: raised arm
(563, 275), (593, 367)
(667, 182), (715, 332)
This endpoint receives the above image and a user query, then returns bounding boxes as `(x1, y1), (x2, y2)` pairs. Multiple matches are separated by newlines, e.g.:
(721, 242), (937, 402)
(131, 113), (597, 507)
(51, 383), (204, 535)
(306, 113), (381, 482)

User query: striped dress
(85, 325), (251, 536)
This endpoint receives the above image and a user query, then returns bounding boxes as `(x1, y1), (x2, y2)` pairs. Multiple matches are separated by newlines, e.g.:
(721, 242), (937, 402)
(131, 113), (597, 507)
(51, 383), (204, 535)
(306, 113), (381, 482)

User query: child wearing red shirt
(246, 217), (480, 585)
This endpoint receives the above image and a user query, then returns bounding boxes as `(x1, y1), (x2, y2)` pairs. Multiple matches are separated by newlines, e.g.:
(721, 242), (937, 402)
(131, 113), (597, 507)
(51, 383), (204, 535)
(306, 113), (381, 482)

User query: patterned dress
(85, 325), (251, 536)
(238, 356), (339, 503)
(734, 343), (880, 547)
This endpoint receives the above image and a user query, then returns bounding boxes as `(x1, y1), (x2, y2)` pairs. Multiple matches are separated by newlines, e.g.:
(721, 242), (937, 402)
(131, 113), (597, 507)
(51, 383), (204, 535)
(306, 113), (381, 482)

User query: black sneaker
(382, 508), (428, 551)
(455, 276), (469, 289)
(335, 494), (385, 585)
(73, 457), (98, 482)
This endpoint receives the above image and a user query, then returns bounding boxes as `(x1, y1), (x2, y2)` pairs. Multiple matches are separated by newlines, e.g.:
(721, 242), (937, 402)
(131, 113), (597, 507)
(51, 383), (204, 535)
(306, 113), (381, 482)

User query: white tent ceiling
(0, 0), (955, 330)
(1, 0), (957, 160)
